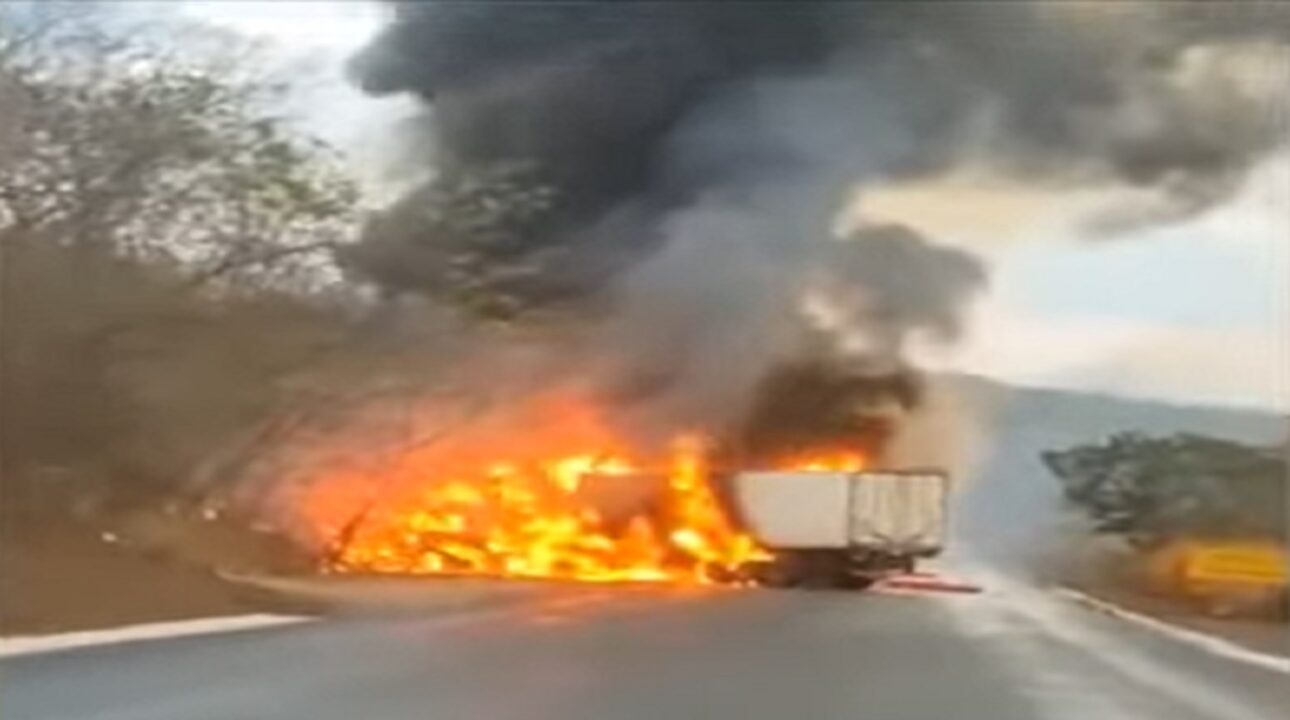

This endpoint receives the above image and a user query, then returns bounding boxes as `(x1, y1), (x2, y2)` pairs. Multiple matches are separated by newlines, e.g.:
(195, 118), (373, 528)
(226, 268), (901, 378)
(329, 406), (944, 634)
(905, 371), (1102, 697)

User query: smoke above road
(335, 1), (1288, 452)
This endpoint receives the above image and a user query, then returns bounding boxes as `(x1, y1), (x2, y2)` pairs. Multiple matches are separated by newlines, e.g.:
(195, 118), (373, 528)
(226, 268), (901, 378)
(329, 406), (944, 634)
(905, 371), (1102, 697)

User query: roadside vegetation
(1044, 433), (1286, 543)
(1043, 433), (1288, 620)
(2, 6), (353, 514)
(0, 6), (565, 633)
(0, 6), (386, 629)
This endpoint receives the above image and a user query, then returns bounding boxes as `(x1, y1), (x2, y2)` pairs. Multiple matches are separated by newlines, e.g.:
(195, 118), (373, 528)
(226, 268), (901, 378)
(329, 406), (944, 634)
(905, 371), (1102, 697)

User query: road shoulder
(1056, 587), (1290, 673)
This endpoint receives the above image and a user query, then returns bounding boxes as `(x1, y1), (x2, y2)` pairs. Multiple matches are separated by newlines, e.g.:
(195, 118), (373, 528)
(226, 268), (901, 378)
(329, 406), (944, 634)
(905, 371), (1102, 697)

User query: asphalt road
(3, 564), (1286, 720)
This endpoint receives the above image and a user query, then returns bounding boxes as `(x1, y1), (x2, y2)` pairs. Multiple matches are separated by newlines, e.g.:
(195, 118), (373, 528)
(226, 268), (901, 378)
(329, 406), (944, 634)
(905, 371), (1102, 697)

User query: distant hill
(940, 375), (1285, 575)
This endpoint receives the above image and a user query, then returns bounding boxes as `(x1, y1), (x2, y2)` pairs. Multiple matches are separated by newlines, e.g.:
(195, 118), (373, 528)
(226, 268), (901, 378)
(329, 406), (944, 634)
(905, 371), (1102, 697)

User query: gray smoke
(339, 1), (1288, 443)
(343, 2), (841, 307)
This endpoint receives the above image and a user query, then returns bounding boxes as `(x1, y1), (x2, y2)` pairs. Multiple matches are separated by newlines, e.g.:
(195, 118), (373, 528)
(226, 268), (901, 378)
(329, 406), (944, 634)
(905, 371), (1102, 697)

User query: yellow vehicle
(1147, 539), (1289, 618)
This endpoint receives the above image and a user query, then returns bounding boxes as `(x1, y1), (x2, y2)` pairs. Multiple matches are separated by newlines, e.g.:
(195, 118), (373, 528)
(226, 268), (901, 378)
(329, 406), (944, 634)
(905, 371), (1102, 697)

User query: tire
(838, 574), (876, 591)
(799, 551), (850, 590)
(754, 561), (800, 589)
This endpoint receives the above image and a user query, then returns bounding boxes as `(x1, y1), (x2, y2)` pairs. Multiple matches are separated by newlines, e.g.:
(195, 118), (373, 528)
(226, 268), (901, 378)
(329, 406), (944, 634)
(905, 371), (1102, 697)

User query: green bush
(1043, 433), (1286, 544)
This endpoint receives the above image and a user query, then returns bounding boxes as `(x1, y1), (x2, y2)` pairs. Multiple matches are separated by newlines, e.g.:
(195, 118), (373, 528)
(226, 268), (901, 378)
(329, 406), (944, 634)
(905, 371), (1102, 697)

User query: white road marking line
(1, 615), (312, 658)
(939, 578), (1138, 720)
(966, 564), (1276, 720)
(1055, 587), (1290, 676)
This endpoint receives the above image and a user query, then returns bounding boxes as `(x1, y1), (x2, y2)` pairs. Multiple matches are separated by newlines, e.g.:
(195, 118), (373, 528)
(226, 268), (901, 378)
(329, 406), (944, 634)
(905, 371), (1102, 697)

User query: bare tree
(0, 6), (365, 514)
(0, 5), (357, 291)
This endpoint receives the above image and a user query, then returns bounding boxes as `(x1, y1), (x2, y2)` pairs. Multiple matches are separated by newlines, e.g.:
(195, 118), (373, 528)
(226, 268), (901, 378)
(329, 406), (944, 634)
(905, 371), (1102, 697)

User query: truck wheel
(801, 573), (838, 590)
(754, 559), (801, 589)
(800, 551), (849, 590)
(838, 575), (876, 591)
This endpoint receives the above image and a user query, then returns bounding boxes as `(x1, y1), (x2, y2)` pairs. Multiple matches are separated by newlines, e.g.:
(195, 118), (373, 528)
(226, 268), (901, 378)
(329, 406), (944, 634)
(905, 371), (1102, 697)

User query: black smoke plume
(338, 1), (1288, 454)
(344, 2), (839, 310)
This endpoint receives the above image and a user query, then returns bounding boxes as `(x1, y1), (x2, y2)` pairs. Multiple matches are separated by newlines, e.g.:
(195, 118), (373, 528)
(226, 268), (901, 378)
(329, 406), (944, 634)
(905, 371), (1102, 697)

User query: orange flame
(782, 450), (868, 472)
(294, 398), (770, 584)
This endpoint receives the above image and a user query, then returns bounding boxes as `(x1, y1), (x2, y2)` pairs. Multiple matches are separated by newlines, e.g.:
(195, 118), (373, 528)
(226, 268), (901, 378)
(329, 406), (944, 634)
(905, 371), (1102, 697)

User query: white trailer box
(731, 471), (853, 549)
(732, 470), (948, 557)
(846, 472), (947, 555)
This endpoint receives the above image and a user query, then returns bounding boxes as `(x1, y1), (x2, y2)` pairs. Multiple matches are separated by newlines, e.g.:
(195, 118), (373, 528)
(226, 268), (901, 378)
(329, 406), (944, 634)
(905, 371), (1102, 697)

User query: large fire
(293, 395), (864, 585)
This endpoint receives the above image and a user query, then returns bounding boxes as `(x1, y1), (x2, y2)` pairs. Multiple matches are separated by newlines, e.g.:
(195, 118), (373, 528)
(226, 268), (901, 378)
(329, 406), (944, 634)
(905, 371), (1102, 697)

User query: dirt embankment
(0, 506), (569, 636)
(1, 523), (254, 635)
(0, 501), (314, 636)
(1056, 535), (1288, 658)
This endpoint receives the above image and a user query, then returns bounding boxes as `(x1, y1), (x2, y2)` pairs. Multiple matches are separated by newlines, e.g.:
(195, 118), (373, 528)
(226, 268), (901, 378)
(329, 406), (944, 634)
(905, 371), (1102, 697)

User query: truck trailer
(729, 470), (949, 589)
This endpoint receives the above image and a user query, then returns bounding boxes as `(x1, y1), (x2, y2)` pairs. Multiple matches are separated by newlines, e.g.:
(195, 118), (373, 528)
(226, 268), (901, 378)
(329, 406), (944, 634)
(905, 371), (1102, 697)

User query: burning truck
(271, 0), (1290, 591)
(289, 361), (949, 590)
(728, 469), (947, 589)
(265, 2), (1008, 590)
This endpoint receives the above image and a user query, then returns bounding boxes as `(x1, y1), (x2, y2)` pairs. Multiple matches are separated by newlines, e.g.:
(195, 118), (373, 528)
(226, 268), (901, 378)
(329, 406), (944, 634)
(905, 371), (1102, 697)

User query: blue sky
(178, 1), (1288, 412)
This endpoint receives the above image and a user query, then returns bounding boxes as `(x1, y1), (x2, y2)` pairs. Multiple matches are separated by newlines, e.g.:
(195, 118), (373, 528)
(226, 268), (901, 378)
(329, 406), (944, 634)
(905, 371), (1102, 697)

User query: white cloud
(179, 1), (386, 53)
(170, 1), (414, 205)
(892, 148), (1289, 411)
(915, 293), (1288, 412)
(846, 169), (1103, 250)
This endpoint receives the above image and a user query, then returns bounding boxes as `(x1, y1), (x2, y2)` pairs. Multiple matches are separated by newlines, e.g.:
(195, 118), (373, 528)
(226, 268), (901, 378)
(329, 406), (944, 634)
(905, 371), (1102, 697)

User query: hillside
(945, 374), (1285, 576)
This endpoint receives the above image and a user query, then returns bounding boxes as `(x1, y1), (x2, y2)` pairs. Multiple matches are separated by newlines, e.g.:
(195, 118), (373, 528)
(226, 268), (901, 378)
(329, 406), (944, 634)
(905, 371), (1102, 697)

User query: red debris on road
(876, 573), (983, 595)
